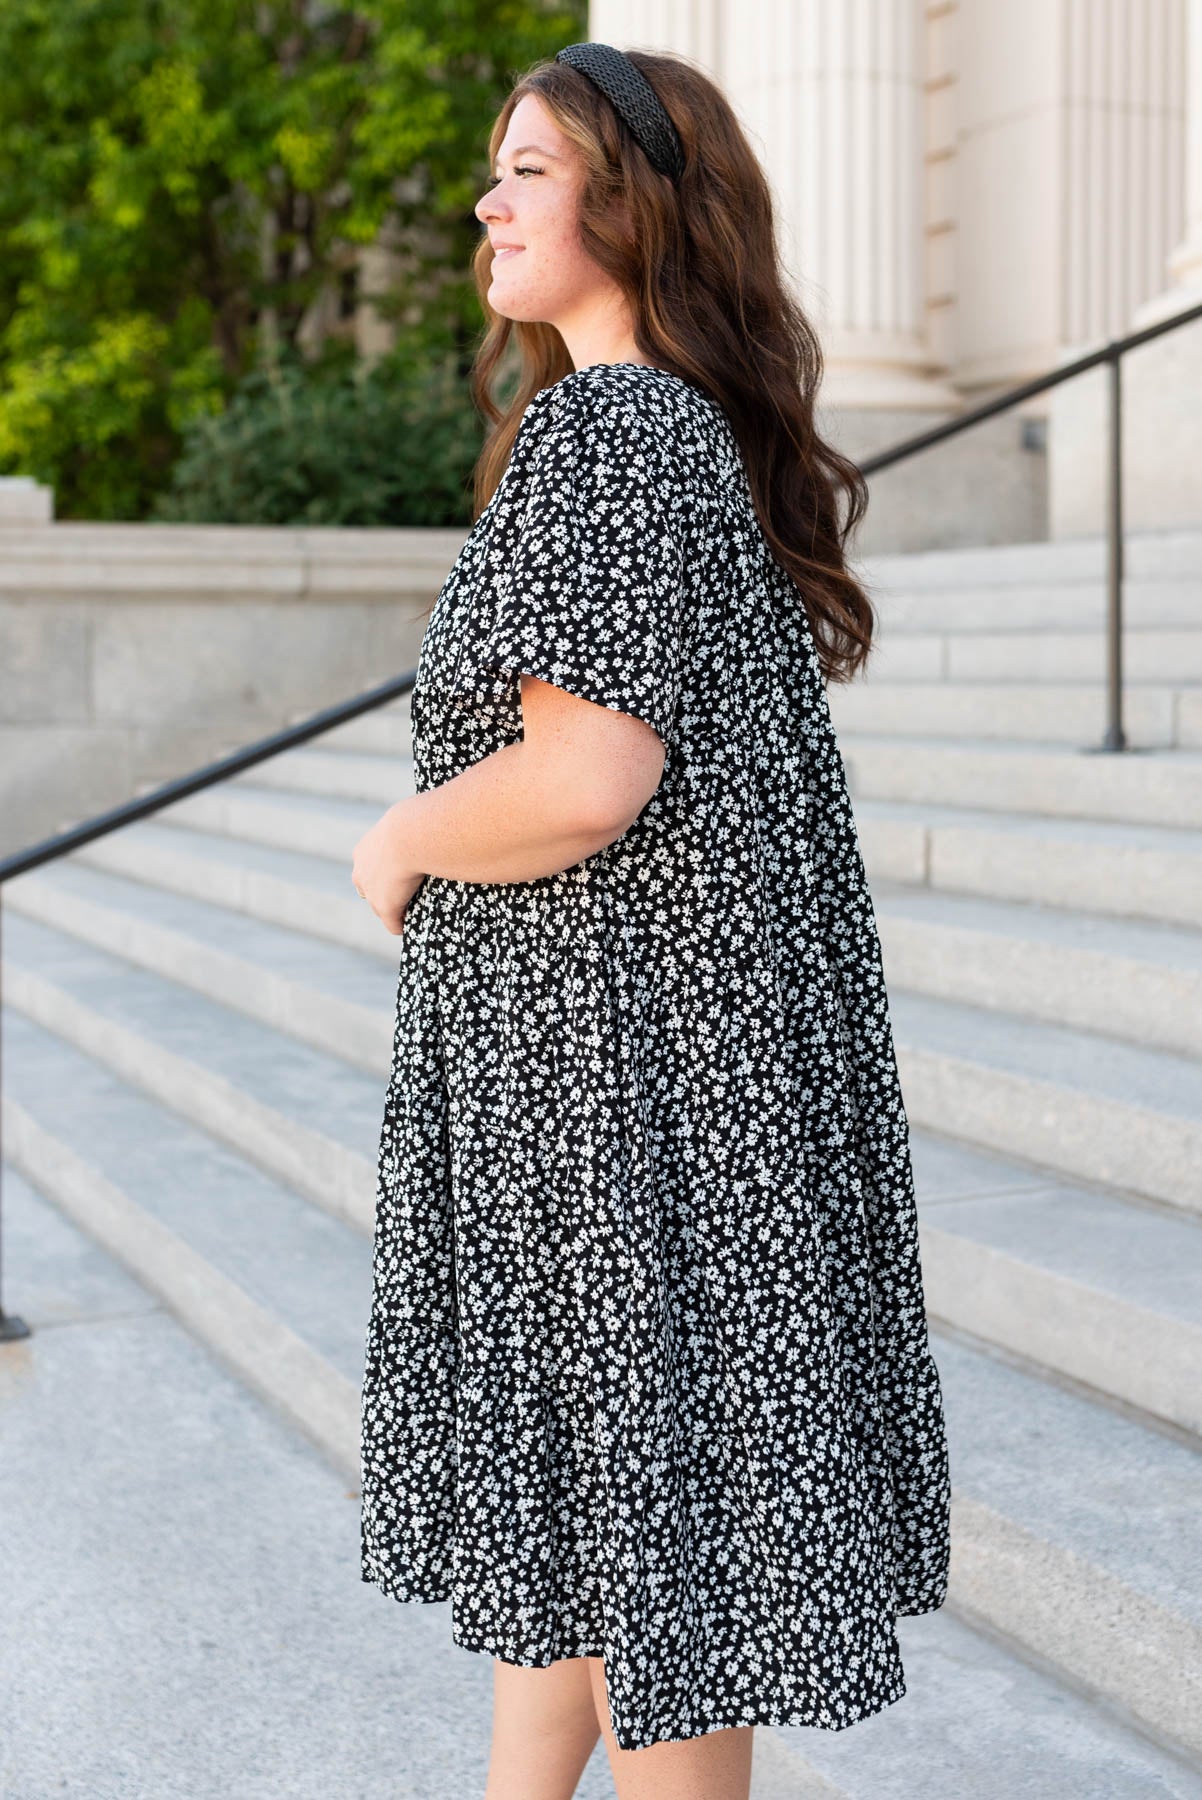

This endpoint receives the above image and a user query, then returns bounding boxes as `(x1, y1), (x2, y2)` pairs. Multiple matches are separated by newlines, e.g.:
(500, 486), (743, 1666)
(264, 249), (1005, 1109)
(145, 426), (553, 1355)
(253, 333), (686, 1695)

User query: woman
(352, 41), (951, 1800)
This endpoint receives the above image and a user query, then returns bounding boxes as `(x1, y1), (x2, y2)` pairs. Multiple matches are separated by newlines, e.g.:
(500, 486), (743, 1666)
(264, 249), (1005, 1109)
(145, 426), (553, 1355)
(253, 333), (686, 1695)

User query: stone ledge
(0, 521), (470, 596)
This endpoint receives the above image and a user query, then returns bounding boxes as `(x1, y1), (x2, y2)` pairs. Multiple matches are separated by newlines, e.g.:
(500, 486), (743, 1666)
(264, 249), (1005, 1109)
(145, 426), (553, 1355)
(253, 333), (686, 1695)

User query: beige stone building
(592, 0), (1202, 549)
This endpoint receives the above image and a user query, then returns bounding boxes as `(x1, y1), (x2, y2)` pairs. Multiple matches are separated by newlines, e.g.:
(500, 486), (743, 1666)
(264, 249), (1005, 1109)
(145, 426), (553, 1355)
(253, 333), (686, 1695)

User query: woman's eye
(484, 164), (543, 189)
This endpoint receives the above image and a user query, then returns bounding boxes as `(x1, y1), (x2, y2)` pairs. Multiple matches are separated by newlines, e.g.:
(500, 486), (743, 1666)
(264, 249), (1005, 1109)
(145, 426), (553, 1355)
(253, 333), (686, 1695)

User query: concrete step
(1182, 690), (1202, 748)
(0, 913), (382, 1230)
(873, 881), (1202, 1058)
(2, 858), (394, 1072)
(165, 779), (1202, 950)
(1, 1010), (375, 1391)
(157, 782), (381, 864)
(67, 817), (402, 962)
(16, 842), (1202, 1224)
(859, 524), (1202, 599)
(892, 989), (1202, 1218)
(931, 1324), (1202, 1762)
(865, 583), (1202, 634)
(316, 701), (414, 759)
(0, 1033), (365, 1483)
(20, 836), (1200, 1091)
(5, 1019), (1200, 1765)
(912, 1132), (1202, 1441)
(827, 681), (1193, 748)
(869, 627), (1202, 685)
(854, 797), (1202, 930)
(226, 744), (416, 805)
(1, 1008), (376, 1411)
(842, 736), (1202, 829)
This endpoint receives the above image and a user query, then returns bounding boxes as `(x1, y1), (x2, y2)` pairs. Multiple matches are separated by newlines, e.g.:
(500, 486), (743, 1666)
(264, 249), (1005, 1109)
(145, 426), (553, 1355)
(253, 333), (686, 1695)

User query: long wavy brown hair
(466, 47), (877, 684)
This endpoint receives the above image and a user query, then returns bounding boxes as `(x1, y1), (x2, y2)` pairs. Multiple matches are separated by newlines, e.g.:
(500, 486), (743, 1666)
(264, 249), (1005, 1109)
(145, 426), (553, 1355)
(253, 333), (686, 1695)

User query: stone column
(1056, 0), (1201, 534)
(1165, 0), (1202, 290)
(719, 0), (957, 411)
(591, 0), (956, 409)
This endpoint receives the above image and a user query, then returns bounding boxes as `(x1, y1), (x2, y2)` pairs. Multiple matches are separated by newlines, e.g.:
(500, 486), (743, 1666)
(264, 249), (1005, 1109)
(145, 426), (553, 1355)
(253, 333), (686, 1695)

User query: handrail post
(1100, 345), (1127, 752)
(0, 890), (33, 1343)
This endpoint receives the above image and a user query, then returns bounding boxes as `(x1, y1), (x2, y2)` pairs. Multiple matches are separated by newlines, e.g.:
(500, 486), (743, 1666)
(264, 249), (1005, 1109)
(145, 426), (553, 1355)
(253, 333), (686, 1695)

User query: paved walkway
(0, 1168), (622, 1800)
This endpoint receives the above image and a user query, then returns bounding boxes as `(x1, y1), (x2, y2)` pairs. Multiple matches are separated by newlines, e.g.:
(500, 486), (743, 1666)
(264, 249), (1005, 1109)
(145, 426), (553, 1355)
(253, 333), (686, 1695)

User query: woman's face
(475, 92), (614, 329)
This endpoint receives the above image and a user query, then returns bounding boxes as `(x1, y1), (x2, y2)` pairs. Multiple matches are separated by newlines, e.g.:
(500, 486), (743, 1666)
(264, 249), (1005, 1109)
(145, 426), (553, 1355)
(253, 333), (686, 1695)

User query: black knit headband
(555, 42), (686, 183)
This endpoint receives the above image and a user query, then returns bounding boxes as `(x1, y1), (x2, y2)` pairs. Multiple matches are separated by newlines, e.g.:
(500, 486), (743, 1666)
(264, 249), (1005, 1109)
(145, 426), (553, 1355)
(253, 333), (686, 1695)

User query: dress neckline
(544, 361), (703, 405)
(568, 360), (681, 382)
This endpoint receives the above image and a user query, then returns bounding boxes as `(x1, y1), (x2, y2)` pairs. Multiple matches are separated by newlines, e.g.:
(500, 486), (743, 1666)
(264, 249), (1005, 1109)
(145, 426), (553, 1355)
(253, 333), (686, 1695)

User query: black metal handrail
(0, 669), (418, 886)
(857, 293), (1202, 754)
(2, 293), (1201, 1341)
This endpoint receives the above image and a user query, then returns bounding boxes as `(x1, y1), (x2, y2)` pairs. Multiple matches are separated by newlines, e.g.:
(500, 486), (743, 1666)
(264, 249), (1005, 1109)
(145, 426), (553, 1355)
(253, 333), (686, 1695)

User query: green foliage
(0, 0), (583, 518)
(153, 345), (483, 526)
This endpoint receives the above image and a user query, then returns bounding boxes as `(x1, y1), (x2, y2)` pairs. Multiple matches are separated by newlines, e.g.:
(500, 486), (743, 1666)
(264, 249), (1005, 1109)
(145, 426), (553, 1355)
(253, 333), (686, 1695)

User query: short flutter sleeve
(455, 381), (689, 747)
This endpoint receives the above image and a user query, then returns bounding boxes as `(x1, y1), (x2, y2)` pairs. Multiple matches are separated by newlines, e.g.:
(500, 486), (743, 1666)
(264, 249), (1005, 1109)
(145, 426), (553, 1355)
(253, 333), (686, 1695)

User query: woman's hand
(351, 802), (426, 936)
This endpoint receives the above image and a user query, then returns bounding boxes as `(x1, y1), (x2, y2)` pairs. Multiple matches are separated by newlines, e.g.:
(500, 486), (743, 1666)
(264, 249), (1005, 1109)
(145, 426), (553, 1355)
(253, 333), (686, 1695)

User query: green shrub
(153, 350), (484, 526)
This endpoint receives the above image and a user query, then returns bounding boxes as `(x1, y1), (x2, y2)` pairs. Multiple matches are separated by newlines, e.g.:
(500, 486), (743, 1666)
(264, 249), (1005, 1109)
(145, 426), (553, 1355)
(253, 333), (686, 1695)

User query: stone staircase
(3, 526), (1202, 1796)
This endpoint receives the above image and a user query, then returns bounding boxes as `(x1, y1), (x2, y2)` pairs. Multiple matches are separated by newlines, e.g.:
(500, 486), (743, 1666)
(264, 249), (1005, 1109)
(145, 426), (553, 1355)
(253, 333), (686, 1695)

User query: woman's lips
(494, 246), (524, 260)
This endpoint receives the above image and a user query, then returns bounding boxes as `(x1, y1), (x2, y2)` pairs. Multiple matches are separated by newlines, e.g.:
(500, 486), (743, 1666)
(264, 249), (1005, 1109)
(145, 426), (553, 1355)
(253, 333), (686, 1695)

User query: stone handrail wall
(0, 523), (464, 858)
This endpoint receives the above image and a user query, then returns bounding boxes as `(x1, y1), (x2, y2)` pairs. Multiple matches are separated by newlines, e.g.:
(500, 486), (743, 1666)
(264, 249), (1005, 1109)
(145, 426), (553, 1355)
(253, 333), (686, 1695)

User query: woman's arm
(351, 674), (667, 925)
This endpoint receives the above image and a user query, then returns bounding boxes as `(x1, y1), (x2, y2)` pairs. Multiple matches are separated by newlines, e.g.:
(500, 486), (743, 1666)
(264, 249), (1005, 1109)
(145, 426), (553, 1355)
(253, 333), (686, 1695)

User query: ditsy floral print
(359, 361), (951, 1752)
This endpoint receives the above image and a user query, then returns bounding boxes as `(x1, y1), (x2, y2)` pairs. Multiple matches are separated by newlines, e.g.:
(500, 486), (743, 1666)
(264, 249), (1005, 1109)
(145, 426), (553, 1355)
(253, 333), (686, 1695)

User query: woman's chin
(487, 289), (542, 323)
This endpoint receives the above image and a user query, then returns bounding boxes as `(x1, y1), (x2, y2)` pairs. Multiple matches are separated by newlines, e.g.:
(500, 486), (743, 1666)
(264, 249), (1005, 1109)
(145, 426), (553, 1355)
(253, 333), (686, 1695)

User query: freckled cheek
(535, 237), (593, 286)
(508, 247), (559, 286)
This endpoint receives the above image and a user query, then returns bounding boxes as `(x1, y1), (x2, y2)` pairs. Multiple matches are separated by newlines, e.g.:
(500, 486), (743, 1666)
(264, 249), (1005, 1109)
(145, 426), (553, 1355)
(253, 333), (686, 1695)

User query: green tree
(0, 0), (580, 518)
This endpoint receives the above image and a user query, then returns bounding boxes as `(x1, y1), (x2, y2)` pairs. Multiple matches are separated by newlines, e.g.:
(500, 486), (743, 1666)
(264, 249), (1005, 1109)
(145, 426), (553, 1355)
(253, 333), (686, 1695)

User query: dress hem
(457, 1630), (910, 1752)
(361, 1563), (909, 1752)
(596, 1676), (910, 1754)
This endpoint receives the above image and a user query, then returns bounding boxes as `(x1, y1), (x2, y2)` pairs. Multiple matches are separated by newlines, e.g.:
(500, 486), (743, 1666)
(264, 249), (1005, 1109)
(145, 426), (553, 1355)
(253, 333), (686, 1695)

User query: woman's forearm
(386, 737), (623, 885)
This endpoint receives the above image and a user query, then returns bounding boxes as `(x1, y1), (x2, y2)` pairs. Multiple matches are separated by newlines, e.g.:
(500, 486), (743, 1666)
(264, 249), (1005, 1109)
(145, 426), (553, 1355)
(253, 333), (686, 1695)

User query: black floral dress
(359, 360), (951, 1753)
